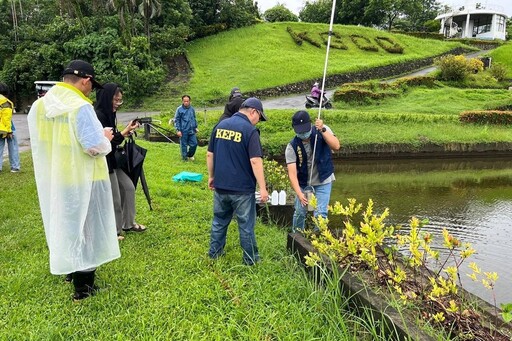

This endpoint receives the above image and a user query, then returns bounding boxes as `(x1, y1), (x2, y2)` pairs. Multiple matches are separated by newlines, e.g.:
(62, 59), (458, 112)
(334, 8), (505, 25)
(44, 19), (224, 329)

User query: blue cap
(240, 97), (267, 121)
(292, 110), (312, 133)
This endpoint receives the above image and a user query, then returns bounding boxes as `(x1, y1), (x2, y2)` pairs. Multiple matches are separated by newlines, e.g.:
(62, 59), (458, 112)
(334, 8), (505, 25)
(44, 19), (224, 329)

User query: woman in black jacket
(95, 83), (146, 240)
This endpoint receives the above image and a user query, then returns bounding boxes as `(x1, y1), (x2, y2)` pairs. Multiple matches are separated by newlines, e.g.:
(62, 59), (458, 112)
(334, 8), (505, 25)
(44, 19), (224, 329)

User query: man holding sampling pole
(285, 110), (340, 232)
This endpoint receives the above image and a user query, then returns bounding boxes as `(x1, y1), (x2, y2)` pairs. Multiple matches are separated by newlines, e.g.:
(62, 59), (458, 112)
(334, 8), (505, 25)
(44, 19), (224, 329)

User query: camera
(135, 117), (152, 125)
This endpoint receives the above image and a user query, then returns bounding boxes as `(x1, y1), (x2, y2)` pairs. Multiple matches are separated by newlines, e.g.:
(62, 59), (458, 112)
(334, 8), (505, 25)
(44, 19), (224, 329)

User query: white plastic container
(271, 190), (279, 205)
(278, 190), (286, 205)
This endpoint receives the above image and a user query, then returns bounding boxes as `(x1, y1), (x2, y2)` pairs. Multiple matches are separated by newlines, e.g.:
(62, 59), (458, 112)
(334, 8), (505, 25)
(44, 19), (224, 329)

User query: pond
(331, 157), (512, 306)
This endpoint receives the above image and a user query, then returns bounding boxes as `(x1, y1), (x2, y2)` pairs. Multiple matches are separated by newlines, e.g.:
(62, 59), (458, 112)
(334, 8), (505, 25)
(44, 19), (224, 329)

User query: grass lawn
(0, 144), (391, 340)
(488, 41), (512, 78)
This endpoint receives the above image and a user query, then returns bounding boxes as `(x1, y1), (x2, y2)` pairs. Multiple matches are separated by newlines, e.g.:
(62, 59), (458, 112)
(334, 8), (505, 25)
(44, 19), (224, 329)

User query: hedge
(459, 110), (512, 124)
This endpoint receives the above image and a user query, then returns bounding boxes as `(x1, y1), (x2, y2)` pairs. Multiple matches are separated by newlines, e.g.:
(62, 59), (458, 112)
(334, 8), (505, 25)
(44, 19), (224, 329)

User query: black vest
(290, 129), (334, 187)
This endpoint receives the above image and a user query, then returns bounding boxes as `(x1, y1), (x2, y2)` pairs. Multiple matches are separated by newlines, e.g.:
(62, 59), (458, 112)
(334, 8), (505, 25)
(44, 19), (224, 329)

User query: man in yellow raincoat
(28, 60), (120, 301)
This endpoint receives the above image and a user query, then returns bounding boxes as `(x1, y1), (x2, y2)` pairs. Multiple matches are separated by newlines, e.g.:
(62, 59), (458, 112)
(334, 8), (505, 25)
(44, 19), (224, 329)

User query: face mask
(296, 131), (311, 140)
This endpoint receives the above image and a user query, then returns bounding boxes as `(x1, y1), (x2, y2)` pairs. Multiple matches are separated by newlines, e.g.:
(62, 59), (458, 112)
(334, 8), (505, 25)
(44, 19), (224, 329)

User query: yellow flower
(433, 312), (445, 323)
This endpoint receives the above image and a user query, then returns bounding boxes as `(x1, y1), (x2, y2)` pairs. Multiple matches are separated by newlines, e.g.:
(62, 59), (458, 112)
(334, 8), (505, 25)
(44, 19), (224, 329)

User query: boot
(72, 271), (98, 301)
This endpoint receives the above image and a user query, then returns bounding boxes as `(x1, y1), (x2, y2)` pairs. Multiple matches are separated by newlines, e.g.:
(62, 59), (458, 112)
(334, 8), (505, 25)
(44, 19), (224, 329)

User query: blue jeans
(208, 191), (260, 265)
(180, 131), (198, 160)
(0, 132), (20, 171)
(292, 182), (332, 232)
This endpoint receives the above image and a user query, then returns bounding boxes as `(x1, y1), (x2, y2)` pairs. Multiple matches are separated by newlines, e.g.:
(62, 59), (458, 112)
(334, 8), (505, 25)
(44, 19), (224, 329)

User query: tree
(137, 0), (162, 39)
(338, 0), (379, 26)
(264, 4), (298, 22)
(299, 0), (332, 23)
(365, 0), (419, 31)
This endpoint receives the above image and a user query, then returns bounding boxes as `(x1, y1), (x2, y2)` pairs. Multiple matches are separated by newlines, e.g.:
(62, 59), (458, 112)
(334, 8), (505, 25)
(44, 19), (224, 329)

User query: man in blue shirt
(174, 95), (198, 161)
(206, 97), (269, 265)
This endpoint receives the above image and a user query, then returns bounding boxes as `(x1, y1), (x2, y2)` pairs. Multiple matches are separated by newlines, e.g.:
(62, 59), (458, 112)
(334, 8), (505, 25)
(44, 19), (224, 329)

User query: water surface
(331, 157), (512, 306)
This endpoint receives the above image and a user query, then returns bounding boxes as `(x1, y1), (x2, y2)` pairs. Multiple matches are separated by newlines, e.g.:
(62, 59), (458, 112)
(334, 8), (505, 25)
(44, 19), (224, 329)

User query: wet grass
(0, 145), (388, 340)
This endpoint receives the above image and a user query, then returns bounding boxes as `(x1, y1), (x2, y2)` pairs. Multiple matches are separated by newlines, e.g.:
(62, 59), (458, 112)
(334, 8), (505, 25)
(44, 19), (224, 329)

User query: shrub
(297, 32), (322, 48)
(434, 54), (472, 81)
(489, 62), (508, 81)
(392, 76), (437, 88)
(459, 110), (512, 125)
(468, 58), (484, 73)
(374, 36), (404, 54)
(349, 34), (379, 52)
(320, 31), (348, 50)
(264, 5), (298, 22)
(263, 158), (291, 192)
(333, 88), (399, 103)
(286, 26), (303, 46)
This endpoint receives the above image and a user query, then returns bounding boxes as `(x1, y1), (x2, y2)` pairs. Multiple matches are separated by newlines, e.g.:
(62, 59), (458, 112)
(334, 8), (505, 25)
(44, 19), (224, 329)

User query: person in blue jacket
(174, 95), (198, 161)
(285, 110), (340, 232)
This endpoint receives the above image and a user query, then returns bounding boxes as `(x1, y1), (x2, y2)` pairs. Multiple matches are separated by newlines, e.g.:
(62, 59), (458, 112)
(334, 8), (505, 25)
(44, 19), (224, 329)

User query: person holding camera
(95, 83), (147, 240)
(174, 94), (198, 161)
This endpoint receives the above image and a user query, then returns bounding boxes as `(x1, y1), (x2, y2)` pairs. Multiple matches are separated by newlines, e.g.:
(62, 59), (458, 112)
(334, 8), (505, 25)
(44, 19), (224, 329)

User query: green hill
(150, 22), (469, 110)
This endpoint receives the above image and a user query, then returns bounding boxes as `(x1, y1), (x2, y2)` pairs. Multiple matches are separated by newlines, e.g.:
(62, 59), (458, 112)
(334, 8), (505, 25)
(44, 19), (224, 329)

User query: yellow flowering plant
(303, 198), (508, 339)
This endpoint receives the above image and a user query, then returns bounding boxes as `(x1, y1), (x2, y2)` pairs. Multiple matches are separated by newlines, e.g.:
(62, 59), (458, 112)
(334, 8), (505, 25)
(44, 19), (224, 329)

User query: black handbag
(115, 144), (128, 171)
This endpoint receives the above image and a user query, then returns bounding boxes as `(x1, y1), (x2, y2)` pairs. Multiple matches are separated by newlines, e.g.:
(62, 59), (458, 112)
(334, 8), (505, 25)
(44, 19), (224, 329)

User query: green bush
(349, 34), (379, 52)
(264, 5), (298, 23)
(392, 76), (437, 88)
(320, 31), (348, 50)
(489, 62), (508, 82)
(333, 88), (399, 103)
(297, 32), (322, 48)
(286, 26), (303, 46)
(374, 36), (404, 54)
(434, 54), (473, 81)
(459, 110), (512, 125)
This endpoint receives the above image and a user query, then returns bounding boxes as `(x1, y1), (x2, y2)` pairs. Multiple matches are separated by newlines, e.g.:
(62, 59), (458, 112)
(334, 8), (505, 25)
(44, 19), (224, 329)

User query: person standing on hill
(207, 97), (269, 266)
(28, 60), (120, 301)
(219, 87), (245, 122)
(94, 83), (146, 240)
(285, 110), (340, 232)
(0, 83), (20, 173)
(174, 94), (198, 161)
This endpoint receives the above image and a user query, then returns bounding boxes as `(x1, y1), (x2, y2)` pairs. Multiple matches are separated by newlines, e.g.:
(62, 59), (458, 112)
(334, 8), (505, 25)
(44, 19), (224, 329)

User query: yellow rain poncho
(28, 83), (120, 274)
(0, 94), (13, 136)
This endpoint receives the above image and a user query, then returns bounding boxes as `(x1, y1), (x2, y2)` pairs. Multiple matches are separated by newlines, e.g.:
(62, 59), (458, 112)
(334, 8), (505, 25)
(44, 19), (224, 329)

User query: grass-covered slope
(488, 41), (512, 78)
(183, 22), (467, 102)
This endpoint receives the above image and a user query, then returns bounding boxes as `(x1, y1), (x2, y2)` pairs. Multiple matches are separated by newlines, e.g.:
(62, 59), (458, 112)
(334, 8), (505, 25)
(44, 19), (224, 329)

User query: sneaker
(65, 273), (73, 283)
(10, 169), (20, 173)
(117, 235), (125, 241)
(188, 156), (195, 161)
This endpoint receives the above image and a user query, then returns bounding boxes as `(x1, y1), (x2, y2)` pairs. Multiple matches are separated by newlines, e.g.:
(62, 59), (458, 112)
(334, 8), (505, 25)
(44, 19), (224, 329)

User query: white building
(435, 1), (508, 40)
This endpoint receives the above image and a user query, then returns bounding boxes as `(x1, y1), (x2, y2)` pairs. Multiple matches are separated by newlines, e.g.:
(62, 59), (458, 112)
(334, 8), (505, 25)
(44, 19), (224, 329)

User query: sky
(257, 0), (512, 17)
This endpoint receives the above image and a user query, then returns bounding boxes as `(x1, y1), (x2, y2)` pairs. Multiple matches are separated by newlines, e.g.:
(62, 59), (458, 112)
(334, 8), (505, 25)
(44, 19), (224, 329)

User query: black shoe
(72, 285), (99, 301)
(65, 273), (73, 283)
(72, 271), (98, 301)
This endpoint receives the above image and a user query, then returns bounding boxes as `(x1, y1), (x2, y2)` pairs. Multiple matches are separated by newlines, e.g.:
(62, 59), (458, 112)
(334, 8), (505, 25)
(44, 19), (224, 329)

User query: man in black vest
(285, 110), (340, 232)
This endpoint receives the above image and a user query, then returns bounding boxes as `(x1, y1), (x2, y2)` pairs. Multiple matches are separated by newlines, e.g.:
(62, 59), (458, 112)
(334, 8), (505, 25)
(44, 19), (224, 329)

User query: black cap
(240, 97), (267, 121)
(62, 60), (103, 89)
(292, 110), (312, 133)
(230, 87), (242, 98)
